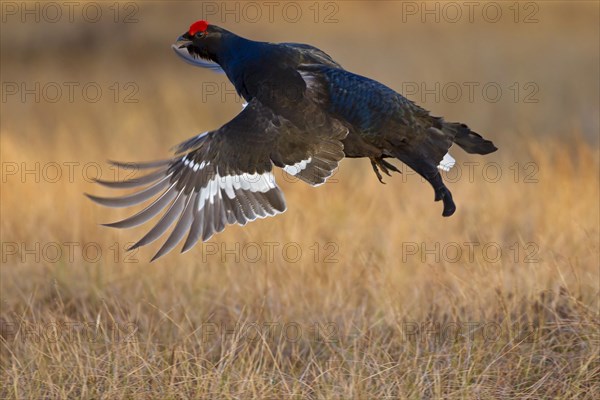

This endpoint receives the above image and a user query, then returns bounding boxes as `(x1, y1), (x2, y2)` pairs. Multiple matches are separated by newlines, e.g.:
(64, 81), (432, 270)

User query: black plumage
(88, 21), (497, 260)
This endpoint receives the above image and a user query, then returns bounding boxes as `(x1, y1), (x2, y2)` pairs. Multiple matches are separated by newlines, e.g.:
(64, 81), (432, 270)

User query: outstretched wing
(87, 98), (348, 260)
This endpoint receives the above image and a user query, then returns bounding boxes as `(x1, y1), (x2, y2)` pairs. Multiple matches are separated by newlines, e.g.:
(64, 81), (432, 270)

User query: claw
(370, 158), (386, 184)
(370, 157), (401, 184)
(380, 159), (401, 174)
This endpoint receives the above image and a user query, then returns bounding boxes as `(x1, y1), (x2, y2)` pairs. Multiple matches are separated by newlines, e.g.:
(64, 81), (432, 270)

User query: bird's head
(172, 20), (228, 65)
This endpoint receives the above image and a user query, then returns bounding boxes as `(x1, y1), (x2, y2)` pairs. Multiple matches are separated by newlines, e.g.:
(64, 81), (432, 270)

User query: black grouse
(87, 20), (498, 260)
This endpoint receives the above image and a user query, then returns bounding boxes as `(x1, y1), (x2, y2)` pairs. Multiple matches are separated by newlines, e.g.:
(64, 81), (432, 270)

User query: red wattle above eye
(189, 20), (209, 36)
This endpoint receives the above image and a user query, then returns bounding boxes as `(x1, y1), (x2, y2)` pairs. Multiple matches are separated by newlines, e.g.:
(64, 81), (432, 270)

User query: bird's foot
(370, 157), (400, 184)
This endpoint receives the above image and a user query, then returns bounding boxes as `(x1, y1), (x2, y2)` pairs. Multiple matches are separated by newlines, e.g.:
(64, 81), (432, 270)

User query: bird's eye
(195, 32), (206, 39)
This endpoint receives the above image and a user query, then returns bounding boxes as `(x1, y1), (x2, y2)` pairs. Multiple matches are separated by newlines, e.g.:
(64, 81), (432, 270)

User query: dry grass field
(1, 1), (599, 398)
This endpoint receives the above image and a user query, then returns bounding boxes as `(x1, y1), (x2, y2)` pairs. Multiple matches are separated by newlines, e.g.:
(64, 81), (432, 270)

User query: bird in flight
(87, 20), (497, 260)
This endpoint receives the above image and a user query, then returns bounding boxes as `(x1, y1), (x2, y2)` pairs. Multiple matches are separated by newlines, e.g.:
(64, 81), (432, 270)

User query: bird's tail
(443, 122), (497, 155)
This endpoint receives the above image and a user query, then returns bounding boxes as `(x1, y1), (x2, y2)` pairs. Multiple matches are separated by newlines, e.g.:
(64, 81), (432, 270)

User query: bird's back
(299, 64), (433, 138)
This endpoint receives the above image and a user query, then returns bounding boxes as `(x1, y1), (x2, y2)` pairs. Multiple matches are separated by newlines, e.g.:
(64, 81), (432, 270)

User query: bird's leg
(429, 173), (456, 217)
(391, 152), (456, 217)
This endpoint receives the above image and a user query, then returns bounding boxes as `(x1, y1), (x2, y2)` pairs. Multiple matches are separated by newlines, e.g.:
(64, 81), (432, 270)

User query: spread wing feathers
(171, 44), (225, 74)
(87, 98), (347, 260)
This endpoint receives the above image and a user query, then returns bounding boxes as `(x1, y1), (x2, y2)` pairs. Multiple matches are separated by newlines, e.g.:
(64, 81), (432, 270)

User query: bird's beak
(171, 34), (201, 67)
(175, 33), (192, 49)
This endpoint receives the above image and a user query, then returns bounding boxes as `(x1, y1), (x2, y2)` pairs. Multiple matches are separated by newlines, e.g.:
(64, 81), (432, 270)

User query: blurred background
(1, 1), (599, 398)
